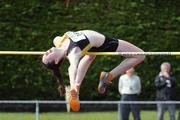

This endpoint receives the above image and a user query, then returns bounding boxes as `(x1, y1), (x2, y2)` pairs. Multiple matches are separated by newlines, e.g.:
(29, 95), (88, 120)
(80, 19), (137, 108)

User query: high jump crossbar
(0, 51), (180, 55)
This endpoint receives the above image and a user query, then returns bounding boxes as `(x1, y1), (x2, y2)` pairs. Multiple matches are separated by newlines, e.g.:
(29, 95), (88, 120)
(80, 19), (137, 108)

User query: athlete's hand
(57, 84), (66, 97)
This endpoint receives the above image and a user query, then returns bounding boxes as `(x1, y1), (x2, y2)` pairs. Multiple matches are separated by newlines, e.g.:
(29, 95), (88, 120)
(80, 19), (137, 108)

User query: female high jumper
(42, 30), (145, 111)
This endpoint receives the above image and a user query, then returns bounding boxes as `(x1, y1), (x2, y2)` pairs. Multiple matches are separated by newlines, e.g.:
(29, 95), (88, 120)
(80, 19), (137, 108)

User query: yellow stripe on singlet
(54, 33), (69, 48)
(81, 44), (92, 56)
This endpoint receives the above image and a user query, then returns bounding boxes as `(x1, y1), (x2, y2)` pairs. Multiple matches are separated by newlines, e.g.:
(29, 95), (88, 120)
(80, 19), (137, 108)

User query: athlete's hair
(43, 59), (64, 86)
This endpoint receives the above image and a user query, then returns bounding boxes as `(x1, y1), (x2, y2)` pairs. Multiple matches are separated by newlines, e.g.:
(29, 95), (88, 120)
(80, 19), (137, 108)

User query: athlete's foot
(69, 89), (80, 112)
(98, 72), (112, 94)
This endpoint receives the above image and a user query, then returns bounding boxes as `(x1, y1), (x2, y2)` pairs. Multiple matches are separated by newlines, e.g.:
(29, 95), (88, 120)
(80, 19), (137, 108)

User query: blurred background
(0, 0), (180, 120)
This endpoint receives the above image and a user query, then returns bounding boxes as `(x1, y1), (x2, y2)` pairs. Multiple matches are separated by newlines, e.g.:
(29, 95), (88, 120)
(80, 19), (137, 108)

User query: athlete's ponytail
(43, 59), (65, 96)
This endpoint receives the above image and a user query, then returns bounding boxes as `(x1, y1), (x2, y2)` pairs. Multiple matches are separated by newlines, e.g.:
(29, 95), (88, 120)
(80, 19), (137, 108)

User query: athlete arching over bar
(42, 30), (145, 111)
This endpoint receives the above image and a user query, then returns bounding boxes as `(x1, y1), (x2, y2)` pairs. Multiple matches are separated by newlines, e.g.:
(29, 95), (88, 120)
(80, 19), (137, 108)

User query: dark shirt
(154, 74), (176, 101)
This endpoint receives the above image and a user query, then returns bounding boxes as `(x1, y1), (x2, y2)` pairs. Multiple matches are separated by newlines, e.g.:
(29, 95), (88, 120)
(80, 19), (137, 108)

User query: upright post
(118, 102), (120, 120)
(36, 101), (39, 120)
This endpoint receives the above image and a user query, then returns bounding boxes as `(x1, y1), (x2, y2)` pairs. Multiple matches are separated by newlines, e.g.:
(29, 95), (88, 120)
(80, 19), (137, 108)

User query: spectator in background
(155, 62), (176, 120)
(119, 67), (141, 120)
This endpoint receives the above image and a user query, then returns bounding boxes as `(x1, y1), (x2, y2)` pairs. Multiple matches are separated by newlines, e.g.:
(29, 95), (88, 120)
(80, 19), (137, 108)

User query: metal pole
(118, 102), (120, 120)
(86, 52), (180, 56)
(36, 101), (39, 120)
(0, 51), (45, 55)
(0, 51), (180, 55)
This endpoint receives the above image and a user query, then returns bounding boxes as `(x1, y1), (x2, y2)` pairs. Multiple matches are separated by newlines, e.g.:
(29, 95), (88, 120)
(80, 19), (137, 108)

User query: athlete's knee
(136, 49), (145, 62)
(138, 54), (145, 62)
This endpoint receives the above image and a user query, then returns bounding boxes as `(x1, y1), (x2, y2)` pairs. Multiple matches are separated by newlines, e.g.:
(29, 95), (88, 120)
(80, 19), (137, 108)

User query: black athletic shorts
(89, 37), (119, 52)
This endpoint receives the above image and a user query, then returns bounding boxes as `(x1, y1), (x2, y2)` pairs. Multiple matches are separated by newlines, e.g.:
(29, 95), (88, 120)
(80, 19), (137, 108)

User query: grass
(0, 111), (179, 120)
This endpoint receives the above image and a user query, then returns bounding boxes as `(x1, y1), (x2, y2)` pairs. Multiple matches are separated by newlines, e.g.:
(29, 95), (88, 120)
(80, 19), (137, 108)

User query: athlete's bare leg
(98, 40), (145, 94)
(110, 40), (145, 79)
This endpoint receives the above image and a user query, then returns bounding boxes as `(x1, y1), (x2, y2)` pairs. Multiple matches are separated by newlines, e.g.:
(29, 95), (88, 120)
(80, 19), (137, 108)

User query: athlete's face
(42, 47), (61, 65)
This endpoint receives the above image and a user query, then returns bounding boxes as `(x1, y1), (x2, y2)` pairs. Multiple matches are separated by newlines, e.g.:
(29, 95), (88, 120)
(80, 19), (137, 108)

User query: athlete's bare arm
(67, 47), (82, 89)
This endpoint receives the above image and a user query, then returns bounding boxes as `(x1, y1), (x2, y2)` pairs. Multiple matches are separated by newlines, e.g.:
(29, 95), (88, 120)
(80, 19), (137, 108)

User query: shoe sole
(69, 89), (80, 112)
(98, 72), (107, 94)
